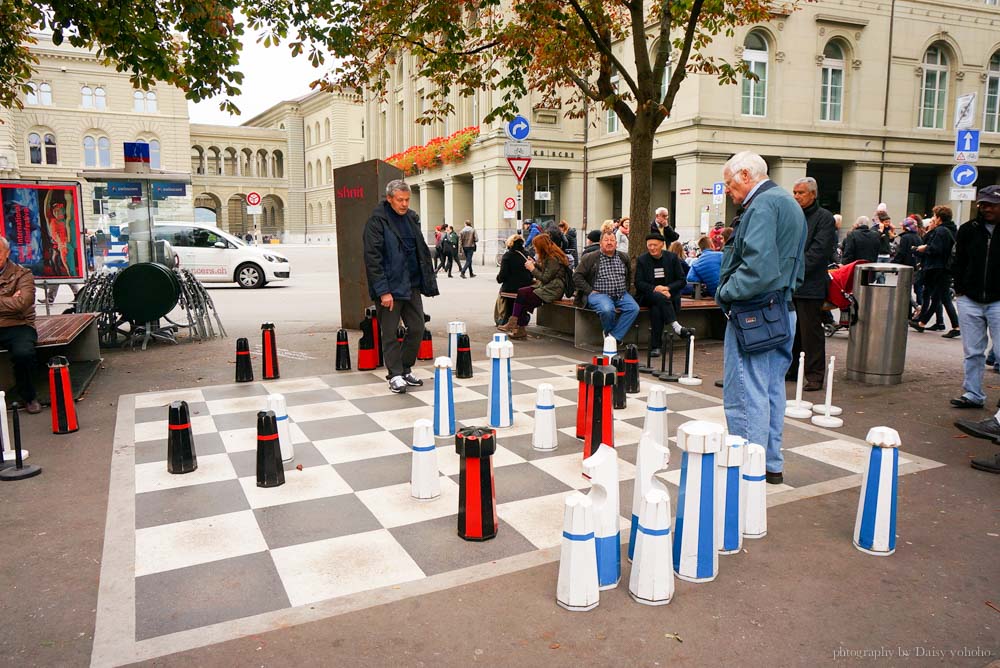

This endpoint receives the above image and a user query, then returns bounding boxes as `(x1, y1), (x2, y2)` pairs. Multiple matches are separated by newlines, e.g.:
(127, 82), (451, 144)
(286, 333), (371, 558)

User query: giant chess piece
(624, 344), (640, 394)
(716, 435), (745, 555)
(235, 337), (254, 382)
(583, 365), (615, 462)
(677, 334), (702, 386)
(166, 400), (198, 474)
(447, 321), (466, 369)
(455, 333), (473, 379)
(267, 393), (294, 462)
(602, 334), (617, 360)
(611, 354), (627, 410)
(628, 488), (675, 606)
(0, 404), (41, 481)
(486, 333), (514, 429)
(368, 305), (384, 368)
(575, 363), (589, 440)
(410, 419), (440, 501)
(556, 492), (600, 612)
(433, 356), (456, 438)
(335, 328), (352, 371)
(812, 355), (844, 428)
(261, 322), (280, 380)
(854, 426), (902, 556)
(531, 383), (558, 452)
(673, 420), (724, 583)
(456, 426), (498, 541)
(47, 356), (79, 434)
(741, 443), (768, 539)
(583, 443), (620, 589)
(256, 410), (284, 488)
(417, 328), (434, 361)
(629, 433), (669, 561)
(785, 351), (813, 418)
(358, 310), (378, 370)
(0, 390), (26, 469)
(642, 384), (669, 448)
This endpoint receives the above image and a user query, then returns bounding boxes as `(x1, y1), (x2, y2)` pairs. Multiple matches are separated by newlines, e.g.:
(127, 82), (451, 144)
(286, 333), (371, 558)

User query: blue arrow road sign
(955, 129), (980, 154)
(951, 164), (978, 187)
(505, 115), (531, 141)
(713, 182), (725, 196)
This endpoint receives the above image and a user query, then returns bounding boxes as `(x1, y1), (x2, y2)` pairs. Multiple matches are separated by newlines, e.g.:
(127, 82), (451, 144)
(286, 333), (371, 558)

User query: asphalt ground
(2, 246), (998, 667)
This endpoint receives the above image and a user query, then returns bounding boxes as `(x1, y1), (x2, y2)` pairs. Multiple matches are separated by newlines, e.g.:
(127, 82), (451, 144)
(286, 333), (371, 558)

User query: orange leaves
(385, 126), (481, 175)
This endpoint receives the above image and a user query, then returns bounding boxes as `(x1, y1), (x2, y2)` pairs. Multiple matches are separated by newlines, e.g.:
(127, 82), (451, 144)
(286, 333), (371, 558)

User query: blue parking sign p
(713, 182), (725, 196)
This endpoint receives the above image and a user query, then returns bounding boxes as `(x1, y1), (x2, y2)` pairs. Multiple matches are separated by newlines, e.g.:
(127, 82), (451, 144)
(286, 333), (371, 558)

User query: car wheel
(236, 263), (265, 288)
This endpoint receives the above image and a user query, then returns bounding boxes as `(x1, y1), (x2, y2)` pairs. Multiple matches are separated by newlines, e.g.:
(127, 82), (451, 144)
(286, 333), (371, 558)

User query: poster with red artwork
(0, 181), (85, 281)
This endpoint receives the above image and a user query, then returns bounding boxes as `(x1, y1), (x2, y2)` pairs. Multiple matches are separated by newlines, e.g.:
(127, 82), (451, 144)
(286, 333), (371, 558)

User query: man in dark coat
(787, 177), (837, 390)
(635, 233), (692, 356)
(363, 180), (440, 394)
(841, 217), (881, 264)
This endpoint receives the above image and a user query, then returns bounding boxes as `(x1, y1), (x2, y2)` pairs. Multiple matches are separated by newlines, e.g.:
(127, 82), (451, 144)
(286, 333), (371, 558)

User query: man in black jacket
(363, 180), (440, 394)
(651, 207), (679, 245)
(841, 217), (880, 263)
(635, 233), (692, 355)
(787, 177), (837, 390)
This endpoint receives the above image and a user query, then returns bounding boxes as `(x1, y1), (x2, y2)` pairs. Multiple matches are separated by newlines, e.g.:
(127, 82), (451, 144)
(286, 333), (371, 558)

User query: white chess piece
(433, 356), (456, 437)
(556, 492), (600, 611)
(853, 426), (902, 556)
(486, 334), (514, 428)
(583, 444), (620, 590)
(628, 488), (675, 606)
(716, 435), (745, 555)
(785, 352), (813, 418)
(673, 420), (724, 583)
(677, 335), (703, 386)
(812, 356), (844, 426)
(410, 419), (440, 501)
(447, 321), (466, 369)
(642, 384), (669, 449)
(741, 443), (768, 539)
(602, 335), (617, 360)
(266, 393), (294, 462)
(628, 433), (669, 562)
(531, 383), (558, 451)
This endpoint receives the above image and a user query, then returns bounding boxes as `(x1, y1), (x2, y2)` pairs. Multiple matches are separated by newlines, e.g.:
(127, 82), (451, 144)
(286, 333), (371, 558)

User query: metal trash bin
(846, 263), (914, 385)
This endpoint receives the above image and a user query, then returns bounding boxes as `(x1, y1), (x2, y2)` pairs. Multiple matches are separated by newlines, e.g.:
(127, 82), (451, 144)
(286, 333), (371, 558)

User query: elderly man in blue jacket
(364, 180), (440, 394)
(717, 152), (806, 485)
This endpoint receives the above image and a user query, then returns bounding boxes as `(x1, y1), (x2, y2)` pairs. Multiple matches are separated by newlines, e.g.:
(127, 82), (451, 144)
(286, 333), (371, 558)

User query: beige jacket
(0, 261), (36, 328)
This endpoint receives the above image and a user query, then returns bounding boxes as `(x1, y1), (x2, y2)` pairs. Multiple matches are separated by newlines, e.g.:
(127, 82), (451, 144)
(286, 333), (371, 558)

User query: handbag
(726, 290), (791, 354)
(494, 293), (512, 325)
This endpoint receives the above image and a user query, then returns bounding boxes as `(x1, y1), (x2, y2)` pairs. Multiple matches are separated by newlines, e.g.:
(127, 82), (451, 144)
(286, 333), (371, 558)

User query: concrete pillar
(651, 162), (673, 216)
(841, 162), (883, 227)
(674, 152), (730, 243)
(423, 181), (445, 230)
(472, 170), (486, 233)
(452, 178), (474, 229)
(621, 170), (632, 220)
(443, 177), (456, 228)
(881, 163), (912, 224)
(235, 149), (242, 177)
(561, 172), (585, 236)
(590, 177), (615, 227)
(769, 158), (809, 192)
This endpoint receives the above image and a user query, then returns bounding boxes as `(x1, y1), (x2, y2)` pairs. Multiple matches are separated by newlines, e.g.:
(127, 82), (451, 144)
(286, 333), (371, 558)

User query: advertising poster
(0, 182), (85, 280)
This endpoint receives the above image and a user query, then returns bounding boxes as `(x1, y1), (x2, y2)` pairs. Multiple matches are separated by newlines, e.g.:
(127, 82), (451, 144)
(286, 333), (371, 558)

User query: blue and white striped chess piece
(531, 383), (557, 451)
(741, 443), (768, 539)
(628, 488), (674, 605)
(556, 491), (600, 611)
(716, 435), (746, 555)
(602, 334), (617, 360)
(433, 356), (456, 437)
(642, 384), (669, 447)
(629, 432), (669, 562)
(583, 443), (620, 589)
(854, 426), (901, 556)
(447, 321), (466, 369)
(266, 393), (294, 462)
(673, 420), (724, 583)
(486, 333), (514, 428)
(410, 419), (440, 501)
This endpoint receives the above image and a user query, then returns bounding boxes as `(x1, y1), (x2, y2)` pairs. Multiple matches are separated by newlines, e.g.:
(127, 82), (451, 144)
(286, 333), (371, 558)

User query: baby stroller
(823, 260), (866, 337)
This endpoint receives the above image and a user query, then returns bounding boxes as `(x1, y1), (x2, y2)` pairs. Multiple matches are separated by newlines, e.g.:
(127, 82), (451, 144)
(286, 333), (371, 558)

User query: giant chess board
(92, 355), (943, 666)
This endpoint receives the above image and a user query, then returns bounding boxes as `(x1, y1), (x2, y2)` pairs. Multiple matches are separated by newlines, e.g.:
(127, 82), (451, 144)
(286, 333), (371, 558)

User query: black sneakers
(970, 453), (1000, 474)
(402, 373), (424, 387)
(954, 416), (1000, 444)
(765, 471), (783, 485)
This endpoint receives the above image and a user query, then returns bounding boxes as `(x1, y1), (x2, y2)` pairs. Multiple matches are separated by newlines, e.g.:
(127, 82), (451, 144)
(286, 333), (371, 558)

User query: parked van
(119, 222), (291, 288)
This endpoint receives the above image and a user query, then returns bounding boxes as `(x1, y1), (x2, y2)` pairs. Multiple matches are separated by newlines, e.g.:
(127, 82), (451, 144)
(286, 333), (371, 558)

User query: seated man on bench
(636, 232), (693, 356)
(0, 237), (41, 413)
(573, 230), (639, 344)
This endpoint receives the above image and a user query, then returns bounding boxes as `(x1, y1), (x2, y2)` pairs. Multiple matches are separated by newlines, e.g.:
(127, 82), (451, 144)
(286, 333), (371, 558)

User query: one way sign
(955, 129), (980, 162)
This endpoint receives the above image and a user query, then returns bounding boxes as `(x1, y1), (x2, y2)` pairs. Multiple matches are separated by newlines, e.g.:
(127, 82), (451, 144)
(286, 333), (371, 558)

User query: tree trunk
(626, 114), (656, 263)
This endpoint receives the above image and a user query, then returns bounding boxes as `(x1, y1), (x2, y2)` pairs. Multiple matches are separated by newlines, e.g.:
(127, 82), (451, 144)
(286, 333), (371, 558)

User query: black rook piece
(624, 344), (640, 394)
(167, 401), (198, 474)
(48, 356), (79, 434)
(335, 329), (352, 371)
(358, 311), (378, 370)
(235, 337), (254, 382)
(261, 322), (280, 380)
(611, 354), (627, 410)
(0, 404), (42, 481)
(456, 426), (498, 541)
(584, 365), (615, 461)
(256, 410), (285, 488)
(455, 333), (473, 379)
(367, 305), (384, 368)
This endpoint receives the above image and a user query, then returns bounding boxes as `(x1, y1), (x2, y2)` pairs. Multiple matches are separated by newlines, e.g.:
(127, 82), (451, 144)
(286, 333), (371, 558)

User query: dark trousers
(790, 298), (826, 384)
(512, 286), (545, 326)
(461, 248), (475, 276)
(376, 293), (425, 378)
(645, 292), (680, 346)
(919, 269), (957, 328)
(0, 325), (38, 402)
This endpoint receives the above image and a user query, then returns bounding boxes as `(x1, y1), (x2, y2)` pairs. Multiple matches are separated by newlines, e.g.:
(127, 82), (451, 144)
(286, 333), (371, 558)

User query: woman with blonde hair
(498, 233), (569, 339)
(494, 234), (533, 324)
(668, 239), (689, 274)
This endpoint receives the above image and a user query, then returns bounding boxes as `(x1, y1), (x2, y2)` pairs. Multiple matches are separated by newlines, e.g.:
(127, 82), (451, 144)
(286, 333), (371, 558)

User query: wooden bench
(501, 292), (727, 350)
(0, 313), (102, 400)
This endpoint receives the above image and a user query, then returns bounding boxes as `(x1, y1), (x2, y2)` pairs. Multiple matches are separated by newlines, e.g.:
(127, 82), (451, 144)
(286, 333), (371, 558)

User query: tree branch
(663, 0), (705, 111)
(564, 68), (601, 102)
(565, 0), (639, 97)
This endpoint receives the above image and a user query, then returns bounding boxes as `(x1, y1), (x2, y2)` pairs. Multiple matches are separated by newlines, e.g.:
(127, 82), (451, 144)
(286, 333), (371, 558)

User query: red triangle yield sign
(507, 157), (531, 182)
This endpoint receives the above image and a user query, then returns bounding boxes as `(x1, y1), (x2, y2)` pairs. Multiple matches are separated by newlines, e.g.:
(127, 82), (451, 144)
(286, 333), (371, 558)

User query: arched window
(305, 125), (312, 146)
(820, 41), (845, 122)
(25, 82), (38, 105)
(83, 136), (97, 167)
(150, 139), (161, 169)
(44, 133), (58, 164)
(325, 157), (332, 184)
(985, 51), (1000, 133)
(607, 70), (620, 134)
(741, 31), (768, 117)
(146, 91), (157, 113)
(919, 45), (949, 129)
(95, 87), (106, 110)
(134, 91), (144, 112)
(28, 133), (42, 164)
(306, 162), (314, 187)
(324, 118), (331, 140)
(314, 122), (321, 142)
(39, 83), (52, 105)
(81, 86), (93, 108)
(97, 137), (110, 167)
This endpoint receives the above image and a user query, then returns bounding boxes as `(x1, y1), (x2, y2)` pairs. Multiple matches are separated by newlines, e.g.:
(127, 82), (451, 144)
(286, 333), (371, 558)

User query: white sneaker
(389, 376), (408, 394)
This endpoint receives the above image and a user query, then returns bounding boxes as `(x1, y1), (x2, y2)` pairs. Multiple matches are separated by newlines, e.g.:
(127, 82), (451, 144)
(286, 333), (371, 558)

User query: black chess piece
(48, 356), (78, 434)
(0, 404), (41, 481)
(455, 333), (473, 379)
(358, 312), (377, 370)
(261, 322), (280, 380)
(624, 344), (640, 393)
(611, 354), (627, 410)
(456, 426), (498, 541)
(335, 329), (352, 371)
(167, 401), (198, 474)
(256, 410), (285, 488)
(235, 337), (254, 382)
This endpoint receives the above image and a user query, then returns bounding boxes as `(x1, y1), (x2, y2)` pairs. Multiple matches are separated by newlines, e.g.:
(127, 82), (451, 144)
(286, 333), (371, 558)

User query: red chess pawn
(575, 363), (590, 440)
(261, 322), (280, 380)
(417, 329), (434, 361)
(47, 356), (78, 435)
(358, 310), (378, 370)
(456, 426), (498, 541)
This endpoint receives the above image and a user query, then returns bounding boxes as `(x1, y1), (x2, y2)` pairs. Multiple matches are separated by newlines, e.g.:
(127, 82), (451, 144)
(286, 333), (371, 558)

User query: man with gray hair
(789, 177), (837, 390)
(0, 236), (41, 413)
(651, 207), (678, 245)
(363, 180), (439, 394)
(717, 151), (806, 484)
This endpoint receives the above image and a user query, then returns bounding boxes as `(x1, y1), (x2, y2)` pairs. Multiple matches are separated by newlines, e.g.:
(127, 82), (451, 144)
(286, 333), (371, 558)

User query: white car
(150, 222), (291, 288)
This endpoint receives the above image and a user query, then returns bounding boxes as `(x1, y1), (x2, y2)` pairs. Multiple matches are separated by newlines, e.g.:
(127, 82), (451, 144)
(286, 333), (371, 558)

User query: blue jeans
(956, 296), (1000, 405)
(461, 248), (475, 275)
(586, 292), (640, 341)
(723, 310), (796, 474)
